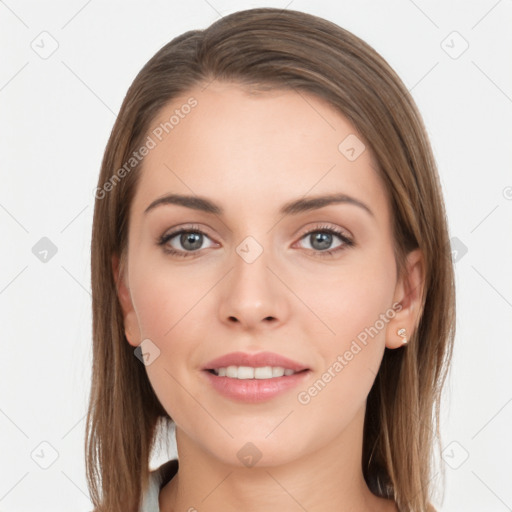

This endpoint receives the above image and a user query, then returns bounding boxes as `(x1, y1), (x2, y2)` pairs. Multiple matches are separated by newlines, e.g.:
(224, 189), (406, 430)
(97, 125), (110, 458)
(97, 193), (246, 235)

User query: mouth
(206, 366), (309, 379)
(203, 365), (311, 403)
(201, 351), (311, 402)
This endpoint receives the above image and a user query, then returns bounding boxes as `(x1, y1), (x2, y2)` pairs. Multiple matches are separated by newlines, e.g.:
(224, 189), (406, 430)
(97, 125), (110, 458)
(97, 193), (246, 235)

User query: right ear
(112, 253), (140, 347)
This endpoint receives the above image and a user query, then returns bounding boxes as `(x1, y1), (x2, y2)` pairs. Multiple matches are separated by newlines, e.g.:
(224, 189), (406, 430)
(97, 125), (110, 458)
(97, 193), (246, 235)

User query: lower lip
(202, 370), (311, 403)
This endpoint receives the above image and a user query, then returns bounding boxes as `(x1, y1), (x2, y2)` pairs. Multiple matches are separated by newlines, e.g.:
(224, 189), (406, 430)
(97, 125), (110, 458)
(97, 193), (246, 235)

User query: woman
(86, 8), (455, 512)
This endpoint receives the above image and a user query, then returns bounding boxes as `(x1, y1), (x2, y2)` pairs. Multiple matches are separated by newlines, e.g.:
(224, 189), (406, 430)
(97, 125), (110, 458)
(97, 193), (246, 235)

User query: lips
(203, 351), (309, 373)
(203, 370), (310, 403)
(202, 351), (311, 403)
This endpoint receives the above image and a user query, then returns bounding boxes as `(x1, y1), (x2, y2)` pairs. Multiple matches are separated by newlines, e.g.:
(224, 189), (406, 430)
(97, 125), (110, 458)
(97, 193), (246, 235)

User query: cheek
(128, 258), (216, 420)
(290, 279), (395, 447)
(293, 251), (396, 348)
(129, 254), (213, 339)
(294, 254), (396, 401)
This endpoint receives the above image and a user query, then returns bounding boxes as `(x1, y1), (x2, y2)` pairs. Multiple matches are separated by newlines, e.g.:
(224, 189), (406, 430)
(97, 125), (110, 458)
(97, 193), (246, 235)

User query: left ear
(386, 248), (425, 349)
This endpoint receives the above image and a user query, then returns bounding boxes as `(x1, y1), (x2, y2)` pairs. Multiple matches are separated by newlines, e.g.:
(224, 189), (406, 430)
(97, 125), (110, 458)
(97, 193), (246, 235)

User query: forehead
(130, 81), (388, 221)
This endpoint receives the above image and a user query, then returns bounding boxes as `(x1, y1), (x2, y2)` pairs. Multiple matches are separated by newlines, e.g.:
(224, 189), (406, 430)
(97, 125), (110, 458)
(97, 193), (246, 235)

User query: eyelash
(157, 224), (355, 258)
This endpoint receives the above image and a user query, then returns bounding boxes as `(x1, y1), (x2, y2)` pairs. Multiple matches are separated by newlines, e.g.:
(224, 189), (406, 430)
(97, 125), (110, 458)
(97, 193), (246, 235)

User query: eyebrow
(144, 192), (374, 217)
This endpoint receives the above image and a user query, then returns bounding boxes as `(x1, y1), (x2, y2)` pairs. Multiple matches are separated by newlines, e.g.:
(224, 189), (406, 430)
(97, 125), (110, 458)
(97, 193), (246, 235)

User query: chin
(200, 433), (308, 470)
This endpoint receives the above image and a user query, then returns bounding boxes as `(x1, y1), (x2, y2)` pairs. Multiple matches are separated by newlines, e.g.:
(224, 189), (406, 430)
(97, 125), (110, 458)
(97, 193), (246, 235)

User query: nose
(217, 242), (289, 331)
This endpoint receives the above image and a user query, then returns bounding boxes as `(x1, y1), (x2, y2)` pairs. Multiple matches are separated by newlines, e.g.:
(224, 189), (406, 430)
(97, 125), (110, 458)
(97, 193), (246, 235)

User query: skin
(114, 81), (424, 512)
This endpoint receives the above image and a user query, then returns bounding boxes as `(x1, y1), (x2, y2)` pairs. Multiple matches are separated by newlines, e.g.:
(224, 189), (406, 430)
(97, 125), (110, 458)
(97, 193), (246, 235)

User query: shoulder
(140, 459), (179, 512)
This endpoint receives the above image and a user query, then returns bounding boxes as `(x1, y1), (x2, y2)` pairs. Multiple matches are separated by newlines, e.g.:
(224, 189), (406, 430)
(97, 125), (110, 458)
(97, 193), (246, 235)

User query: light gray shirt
(140, 459), (178, 512)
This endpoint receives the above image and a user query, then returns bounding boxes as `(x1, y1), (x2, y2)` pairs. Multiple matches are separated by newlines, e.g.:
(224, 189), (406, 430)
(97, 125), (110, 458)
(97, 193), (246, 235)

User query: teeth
(213, 366), (298, 379)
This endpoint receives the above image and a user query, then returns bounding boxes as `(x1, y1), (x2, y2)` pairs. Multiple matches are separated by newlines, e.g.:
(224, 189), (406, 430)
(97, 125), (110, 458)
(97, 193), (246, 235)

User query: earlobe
(385, 249), (425, 349)
(396, 327), (408, 345)
(111, 253), (141, 347)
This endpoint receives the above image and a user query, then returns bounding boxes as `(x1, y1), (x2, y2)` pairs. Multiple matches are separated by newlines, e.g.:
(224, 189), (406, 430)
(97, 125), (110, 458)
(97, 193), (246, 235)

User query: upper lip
(203, 351), (309, 372)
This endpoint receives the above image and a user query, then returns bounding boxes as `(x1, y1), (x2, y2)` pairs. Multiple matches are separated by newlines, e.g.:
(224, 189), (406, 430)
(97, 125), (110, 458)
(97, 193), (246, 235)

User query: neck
(159, 405), (396, 512)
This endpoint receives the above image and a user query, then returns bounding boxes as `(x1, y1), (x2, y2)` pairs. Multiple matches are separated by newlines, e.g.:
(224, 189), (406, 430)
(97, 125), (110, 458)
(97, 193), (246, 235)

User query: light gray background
(1, 0), (511, 510)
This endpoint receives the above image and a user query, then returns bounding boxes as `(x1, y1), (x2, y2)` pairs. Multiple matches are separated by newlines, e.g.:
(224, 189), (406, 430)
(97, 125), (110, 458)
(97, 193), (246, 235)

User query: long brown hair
(86, 8), (455, 511)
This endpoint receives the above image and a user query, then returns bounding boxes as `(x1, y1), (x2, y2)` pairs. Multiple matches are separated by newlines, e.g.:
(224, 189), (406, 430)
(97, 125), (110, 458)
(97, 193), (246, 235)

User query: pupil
(182, 232), (202, 250)
(312, 232), (331, 250)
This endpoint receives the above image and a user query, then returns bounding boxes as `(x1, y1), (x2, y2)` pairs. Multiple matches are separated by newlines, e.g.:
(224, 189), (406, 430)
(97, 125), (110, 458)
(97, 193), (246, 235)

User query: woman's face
(116, 81), (418, 468)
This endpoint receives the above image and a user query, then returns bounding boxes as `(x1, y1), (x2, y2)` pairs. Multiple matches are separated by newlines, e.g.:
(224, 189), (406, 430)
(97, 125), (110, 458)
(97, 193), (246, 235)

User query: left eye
(301, 227), (354, 256)
(297, 228), (350, 253)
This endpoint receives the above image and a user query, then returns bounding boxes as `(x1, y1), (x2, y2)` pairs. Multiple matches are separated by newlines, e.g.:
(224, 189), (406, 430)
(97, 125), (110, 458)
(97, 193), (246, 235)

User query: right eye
(157, 226), (217, 257)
